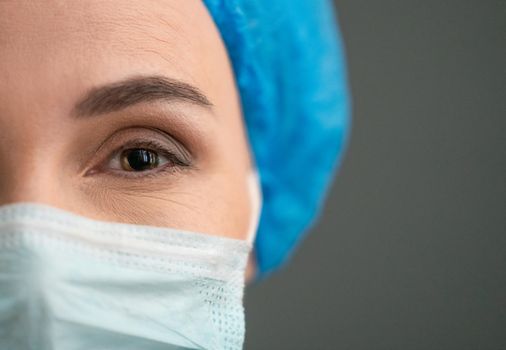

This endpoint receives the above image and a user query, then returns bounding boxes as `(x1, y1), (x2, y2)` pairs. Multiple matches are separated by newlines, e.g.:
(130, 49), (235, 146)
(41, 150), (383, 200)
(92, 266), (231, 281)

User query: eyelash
(101, 138), (191, 180)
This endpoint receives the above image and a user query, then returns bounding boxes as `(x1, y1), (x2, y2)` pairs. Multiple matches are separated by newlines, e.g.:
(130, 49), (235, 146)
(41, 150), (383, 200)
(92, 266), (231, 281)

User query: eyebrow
(72, 75), (213, 118)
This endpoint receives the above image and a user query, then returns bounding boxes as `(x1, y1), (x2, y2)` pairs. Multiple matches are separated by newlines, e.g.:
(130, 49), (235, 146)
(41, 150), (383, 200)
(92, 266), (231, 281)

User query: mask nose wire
(245, 170), (262, 245)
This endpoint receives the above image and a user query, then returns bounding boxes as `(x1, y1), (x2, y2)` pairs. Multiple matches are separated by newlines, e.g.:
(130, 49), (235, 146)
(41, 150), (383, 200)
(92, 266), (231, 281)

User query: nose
(0, 153), (64, 207)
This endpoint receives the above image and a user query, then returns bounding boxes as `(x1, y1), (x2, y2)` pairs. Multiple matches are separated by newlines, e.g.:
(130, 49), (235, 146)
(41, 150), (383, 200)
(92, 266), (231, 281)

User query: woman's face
(0, 1), (257, 273)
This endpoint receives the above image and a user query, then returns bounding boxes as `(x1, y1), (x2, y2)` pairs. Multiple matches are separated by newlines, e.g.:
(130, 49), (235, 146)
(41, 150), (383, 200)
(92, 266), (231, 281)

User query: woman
(0, 0), (350, 349)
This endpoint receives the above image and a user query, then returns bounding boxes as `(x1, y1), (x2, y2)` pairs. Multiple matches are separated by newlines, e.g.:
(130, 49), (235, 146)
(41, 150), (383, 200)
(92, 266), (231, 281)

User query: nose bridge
(0, 77), (71, 206)
(0, 41), (75, 208)
(0, 166), (61, 207)
(0, 132), (62, 206)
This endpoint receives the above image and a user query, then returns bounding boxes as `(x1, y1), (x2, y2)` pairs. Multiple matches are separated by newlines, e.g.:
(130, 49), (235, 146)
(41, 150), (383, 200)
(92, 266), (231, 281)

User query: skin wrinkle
(93, 5), (200, 85)
(118, 193), (206, 229)
(82, 179), (205, 226)
(127, 193), (201, 214)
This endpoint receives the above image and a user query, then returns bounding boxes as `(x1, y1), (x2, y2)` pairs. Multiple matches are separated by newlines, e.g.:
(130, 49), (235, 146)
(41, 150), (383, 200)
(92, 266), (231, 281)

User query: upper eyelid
(111, 139), (169, 154)
(96, 127), (191, 160)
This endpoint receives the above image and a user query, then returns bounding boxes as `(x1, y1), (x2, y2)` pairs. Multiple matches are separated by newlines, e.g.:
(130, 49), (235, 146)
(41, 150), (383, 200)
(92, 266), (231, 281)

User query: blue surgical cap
(203, 0), (351, 277)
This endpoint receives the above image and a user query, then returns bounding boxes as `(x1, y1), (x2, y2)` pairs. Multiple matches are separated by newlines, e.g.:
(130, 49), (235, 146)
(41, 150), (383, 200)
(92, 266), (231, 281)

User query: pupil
(124, 149), (158, 171)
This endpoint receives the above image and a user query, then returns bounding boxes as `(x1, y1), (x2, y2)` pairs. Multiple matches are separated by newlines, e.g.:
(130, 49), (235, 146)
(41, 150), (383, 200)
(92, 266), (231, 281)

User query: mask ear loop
(245, 169), (262, 245)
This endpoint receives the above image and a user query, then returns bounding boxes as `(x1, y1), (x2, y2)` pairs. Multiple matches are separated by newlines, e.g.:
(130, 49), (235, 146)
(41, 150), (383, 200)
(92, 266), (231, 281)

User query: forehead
(0, 0), (228, 107)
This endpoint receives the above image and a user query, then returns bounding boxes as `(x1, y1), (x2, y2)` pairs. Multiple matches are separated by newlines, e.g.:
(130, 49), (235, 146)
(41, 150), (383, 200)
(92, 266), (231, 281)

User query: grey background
(244, 1), (505, 349)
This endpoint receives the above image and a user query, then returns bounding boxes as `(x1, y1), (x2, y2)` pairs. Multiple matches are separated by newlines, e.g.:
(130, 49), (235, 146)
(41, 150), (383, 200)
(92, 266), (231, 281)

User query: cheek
(193, 172), (254, 239)
(72, 166), (253, 240)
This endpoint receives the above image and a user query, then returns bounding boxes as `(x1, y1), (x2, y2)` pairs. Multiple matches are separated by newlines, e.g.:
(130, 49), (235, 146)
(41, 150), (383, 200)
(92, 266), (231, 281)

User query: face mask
(0, 202), (252, 350)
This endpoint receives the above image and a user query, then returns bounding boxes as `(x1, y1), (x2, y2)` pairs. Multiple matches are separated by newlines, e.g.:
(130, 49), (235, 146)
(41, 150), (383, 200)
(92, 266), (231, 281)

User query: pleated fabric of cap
(203, 0), (352, 278)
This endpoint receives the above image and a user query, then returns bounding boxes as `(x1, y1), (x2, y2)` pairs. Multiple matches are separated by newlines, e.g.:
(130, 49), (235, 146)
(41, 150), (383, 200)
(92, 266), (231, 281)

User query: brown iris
(120, 148), (160, 171)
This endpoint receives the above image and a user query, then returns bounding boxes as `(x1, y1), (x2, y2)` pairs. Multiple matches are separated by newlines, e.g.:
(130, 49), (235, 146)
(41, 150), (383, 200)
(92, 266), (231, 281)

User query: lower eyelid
(101, 156), (190, 180)
(104, 162), (184, 179)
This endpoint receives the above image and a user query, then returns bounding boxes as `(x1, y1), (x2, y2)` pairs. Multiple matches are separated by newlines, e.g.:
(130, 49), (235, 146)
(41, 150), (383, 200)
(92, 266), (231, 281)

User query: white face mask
(0, 202), (252, 350)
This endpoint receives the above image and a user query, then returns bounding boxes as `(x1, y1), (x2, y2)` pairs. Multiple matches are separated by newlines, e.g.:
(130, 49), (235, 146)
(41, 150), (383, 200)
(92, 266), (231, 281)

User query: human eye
(84, 127), (194, 180)
(107, 139), (191, 178)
